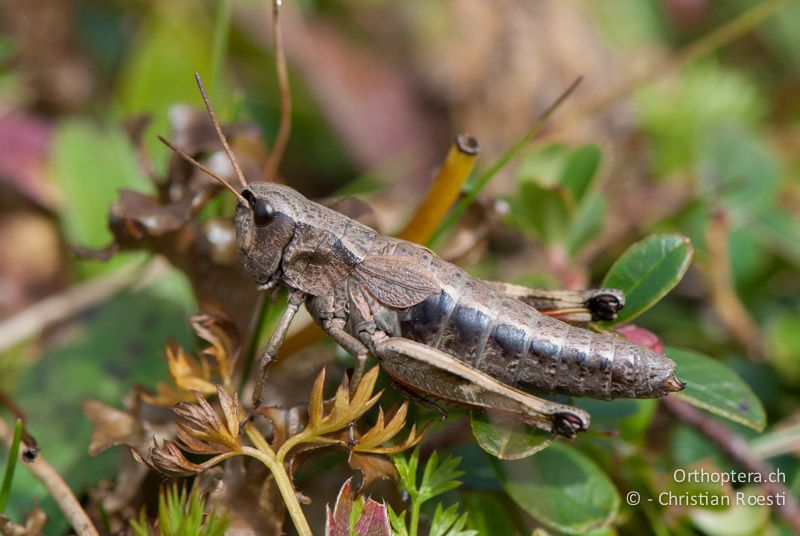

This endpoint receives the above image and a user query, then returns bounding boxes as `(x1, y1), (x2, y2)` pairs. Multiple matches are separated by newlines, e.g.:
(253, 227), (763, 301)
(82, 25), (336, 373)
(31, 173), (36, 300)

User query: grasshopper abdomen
(395, 256), (681, 399)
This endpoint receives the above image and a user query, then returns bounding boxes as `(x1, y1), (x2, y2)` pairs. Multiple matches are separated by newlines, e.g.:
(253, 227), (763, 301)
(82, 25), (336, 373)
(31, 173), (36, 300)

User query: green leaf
(130, 510), (151, 536)
(517, 143), (570, 185)
(689, 487), (770, 536)
(349, 495), (365, 534)
(670, 424), (728, 469)
(565, 193), (606, 257)
(51, 119), (152, 249)
(754, 209), (800, 266)
(766, 313), (800, 384)
(388, 506), (409, 536)
(429, 503), (477, 536)
(636, 62), (763, 175)
(117, 2), (215, 160)
(512, 180), (575, 245)
(601, 233), (693, 324)
(429, 503), (476, 536)
(699, 124), (779, 215)
(418, 451), (464, 503)
(394, 448), (420, 497)
(667, 347), (766, 431)
(469, 411), (552, 460)
(460, 493), (518, 536)
(491, 442), (620, 535)
(515, 143), (603, 255)
(394, 449), (466, 536)
(560, 144), (601, 202)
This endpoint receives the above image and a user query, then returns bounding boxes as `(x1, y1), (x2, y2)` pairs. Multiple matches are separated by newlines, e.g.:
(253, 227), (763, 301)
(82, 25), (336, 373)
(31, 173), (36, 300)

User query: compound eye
(241, 189), (274, 227)
(252, 198), (274, 227)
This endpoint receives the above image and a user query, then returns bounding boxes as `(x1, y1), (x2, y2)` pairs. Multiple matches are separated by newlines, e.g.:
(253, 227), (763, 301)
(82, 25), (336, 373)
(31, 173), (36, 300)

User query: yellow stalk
(398, 134), (480, 244)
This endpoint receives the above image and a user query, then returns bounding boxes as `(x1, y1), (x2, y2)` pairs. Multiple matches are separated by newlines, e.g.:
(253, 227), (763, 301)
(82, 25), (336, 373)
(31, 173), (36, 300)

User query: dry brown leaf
(256, 404), (308, 450)
(144, 311), (242, 407)
(143, 344), (215, 406)
(82, 400), (149, 456)
(0, 504), (47, 536)
(347, 452), (398, 495)
(190, 311), (240, 386)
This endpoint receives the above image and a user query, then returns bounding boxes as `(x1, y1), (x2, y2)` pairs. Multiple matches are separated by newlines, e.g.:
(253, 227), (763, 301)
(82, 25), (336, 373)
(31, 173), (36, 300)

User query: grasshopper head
(235, 182), (303, 286)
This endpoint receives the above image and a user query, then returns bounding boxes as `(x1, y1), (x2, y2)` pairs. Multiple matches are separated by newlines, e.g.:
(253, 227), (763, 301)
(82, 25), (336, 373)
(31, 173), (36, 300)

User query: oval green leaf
(513, 180), (575, 245)
(470, 411), (552, 460)
(490, 442), (620, 534)
(566, 193), (606, 257)
(52, 120), (151, 249)
(560, 144), (601, 202)
(602, 233), (693, 324)
(667, 347), (766, 431)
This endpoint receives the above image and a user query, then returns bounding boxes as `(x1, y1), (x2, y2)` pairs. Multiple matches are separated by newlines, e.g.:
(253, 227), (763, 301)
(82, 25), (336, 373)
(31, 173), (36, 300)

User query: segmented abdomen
(396, 258), (675, 399)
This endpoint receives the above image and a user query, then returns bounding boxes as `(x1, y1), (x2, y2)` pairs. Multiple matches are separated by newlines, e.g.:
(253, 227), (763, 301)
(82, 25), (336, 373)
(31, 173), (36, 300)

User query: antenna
(157, 135), (247, 204)
(194, 72), (249, 189)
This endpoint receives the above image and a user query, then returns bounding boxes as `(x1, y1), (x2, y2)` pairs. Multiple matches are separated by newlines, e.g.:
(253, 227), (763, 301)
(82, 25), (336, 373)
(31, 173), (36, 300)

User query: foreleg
(251, 289), (306, 407)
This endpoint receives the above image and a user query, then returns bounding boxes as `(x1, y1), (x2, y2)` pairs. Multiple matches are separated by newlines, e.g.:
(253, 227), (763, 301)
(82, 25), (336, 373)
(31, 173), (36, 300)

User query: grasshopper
(160, 75), (685, 438)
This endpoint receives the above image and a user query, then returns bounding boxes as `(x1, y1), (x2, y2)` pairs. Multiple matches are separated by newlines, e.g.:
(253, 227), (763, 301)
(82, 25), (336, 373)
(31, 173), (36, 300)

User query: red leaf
(355, 499), (391, 536)
(326, 478), (354, 536)
(615, 324), (664, 353)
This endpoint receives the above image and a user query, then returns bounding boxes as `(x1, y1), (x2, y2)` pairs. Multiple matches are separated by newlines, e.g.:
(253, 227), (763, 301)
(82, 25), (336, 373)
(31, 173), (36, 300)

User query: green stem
(0, 419), (23, 513)
(680, 0), (790, 65)
(409, 497), (421, 536)
(276, 433), (341, 465)
(209, 0), (233, 106)
(243, 426), (312, 536)
(275, 431), (310, 463)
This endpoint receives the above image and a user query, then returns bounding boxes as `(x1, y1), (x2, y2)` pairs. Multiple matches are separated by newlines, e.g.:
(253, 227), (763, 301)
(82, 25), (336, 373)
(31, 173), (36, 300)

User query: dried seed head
(173, 389), (241, 454)
(135, 440), (206, 478)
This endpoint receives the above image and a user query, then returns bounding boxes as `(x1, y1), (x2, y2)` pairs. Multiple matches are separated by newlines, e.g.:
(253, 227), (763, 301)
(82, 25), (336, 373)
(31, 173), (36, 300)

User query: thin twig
(0, 418), (99, 536)
(0, 260), (163, 354)
(704, 209), (763, 360)
(664, 397), (800, 533)
(263, 0), (292, 180)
